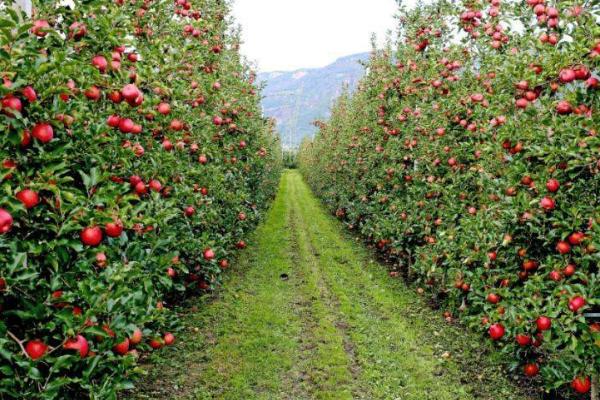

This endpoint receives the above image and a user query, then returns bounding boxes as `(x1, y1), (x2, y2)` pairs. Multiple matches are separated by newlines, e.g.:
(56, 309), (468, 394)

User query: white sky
(230, 0), (400, 72)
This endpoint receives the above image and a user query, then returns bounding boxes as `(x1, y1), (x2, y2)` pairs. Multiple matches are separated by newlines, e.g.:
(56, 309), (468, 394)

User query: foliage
(0, 0), (280, 398)
(300, 0), (599, 396)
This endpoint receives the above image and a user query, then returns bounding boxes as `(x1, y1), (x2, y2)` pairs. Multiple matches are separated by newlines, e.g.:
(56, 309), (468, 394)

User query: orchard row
(300, 0), (598, 397)
(0, 0), (280, 398)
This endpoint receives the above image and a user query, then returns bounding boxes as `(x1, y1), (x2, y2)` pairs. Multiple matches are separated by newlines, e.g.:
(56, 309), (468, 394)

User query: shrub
(0, 0), (280, 398)
(300, 0), (599, 396)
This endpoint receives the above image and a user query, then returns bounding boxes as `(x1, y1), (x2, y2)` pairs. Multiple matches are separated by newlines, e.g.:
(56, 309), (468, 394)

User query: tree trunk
(592, 375), (599, 400)
(13, 0), (32, 17)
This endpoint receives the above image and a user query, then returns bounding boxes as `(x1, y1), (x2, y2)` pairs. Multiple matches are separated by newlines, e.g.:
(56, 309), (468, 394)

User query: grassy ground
(127, 170), (537, 400)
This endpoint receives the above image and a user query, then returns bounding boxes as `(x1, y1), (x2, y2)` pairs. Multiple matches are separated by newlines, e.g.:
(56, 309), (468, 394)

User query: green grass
(127, 170), (537, 400)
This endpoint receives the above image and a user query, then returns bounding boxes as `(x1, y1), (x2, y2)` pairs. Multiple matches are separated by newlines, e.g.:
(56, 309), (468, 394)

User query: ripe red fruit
(16, 189), (40, 209)
(564, 264), (576, 277)
(22, 86), (37, 103)
(149, 179), (162, 192)
(212, 116), (223, 126)
(184, 206), (195, 217)
(157, 103), (171, 115)
(118, 118), (135, 133)
(105, 220), (123, 238)
(220, 259), (229, 269)
(164, 333), (175, 346)
(84, 85), (101, 101)
(568, 296), (586, 312)
(130, 328), (143, 345)
(170, 119), (184, 131)
(95, 252), (107, 268)
(524, 363), (539, 377)
(568, 232), (585, 245)
(63, 335), (89, 358)
(536, 316), (552, 331)
(556, 241), (571, 254)
(31, 20), (50, 37)
(545, 179), (560, 192)
(549, 270), (562, 282)
(167, 267), (176, 278)
(198, 154), (208, 164)
(113, 338), (130, 355)
(515, 98), (528, 109)
(107, 115), (121, 128)
(540, 196), (555, 210)
(81, 226), (103, 247)
(0, 208), (13, 234)
(91, 55), (108, 73)
(133, 181), (146, 195)
(108, 91), (123, 103)
(487, 293), (501, 304)
(26, 339), (48, 360)
(515, 334), (532, 346)
(121, 84), (140, 102)
(203, 248), (215, 261)
(32, 123), (54, 143)
(556, 100), (573, 115)
(571, 376), (591, 394)
(559, 68), (576, 83)
(149, 338), (163, 349)
(489, 323), (505, 340)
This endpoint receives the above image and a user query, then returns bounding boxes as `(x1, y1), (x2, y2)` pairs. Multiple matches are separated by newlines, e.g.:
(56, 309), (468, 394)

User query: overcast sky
(230, 0), (400, 72)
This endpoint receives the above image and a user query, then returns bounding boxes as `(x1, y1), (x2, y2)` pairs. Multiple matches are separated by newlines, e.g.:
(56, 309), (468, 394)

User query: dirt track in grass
(128, 170), (536, 400)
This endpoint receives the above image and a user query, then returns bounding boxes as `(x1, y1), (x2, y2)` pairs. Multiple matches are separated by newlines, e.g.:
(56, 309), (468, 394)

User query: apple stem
(592, 375), (599, 400)
(7, 330), (29, 358)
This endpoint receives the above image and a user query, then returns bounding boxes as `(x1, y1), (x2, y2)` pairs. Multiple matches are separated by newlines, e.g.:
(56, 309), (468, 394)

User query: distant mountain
(258, 52), (369, 150)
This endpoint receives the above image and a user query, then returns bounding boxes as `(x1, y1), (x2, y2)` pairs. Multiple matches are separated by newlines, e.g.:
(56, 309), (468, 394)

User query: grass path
(129, 170), (535, 400)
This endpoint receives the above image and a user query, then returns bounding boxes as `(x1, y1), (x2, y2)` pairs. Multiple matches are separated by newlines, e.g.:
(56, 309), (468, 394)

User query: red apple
(545, 179), (560, 192)
(149, 179), (162, 192)
(105, 220), (123, 238)
(16, 189), (39, 209)
(524, 363), (539, 377)
(515, 334), (532, 346)
(556, 241), (571, 254)
(0, 208), (13, 234)
(107, 115), (121, 128)
(130, 328), (143, 345)
(118, 118), (135, 133)
(487, 293), (501, 304)
(571, 376), (591, 394)
(203, 248), (215, 261)
(81, 226), (103, 247)
(540, 196), (555, 210)
(164, 333), (175, 346)
(113, 338), (130, 355)
(91, 55), (108, 73)
(489, 323), (505, 340)
(568, 296), (586, 312)
(22, 86), (37, 103)
(63, 335), (89, 358)
(536, 316), (552, 331)
(31, 20), (50, 37)
(26, 339), (48, 360)
(568, 232), (585, 246)
(121, 84), (140, 102)
(32, 123), (54, 143)
(556, 100), (573, 115)
(157, 103), (171, 115)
